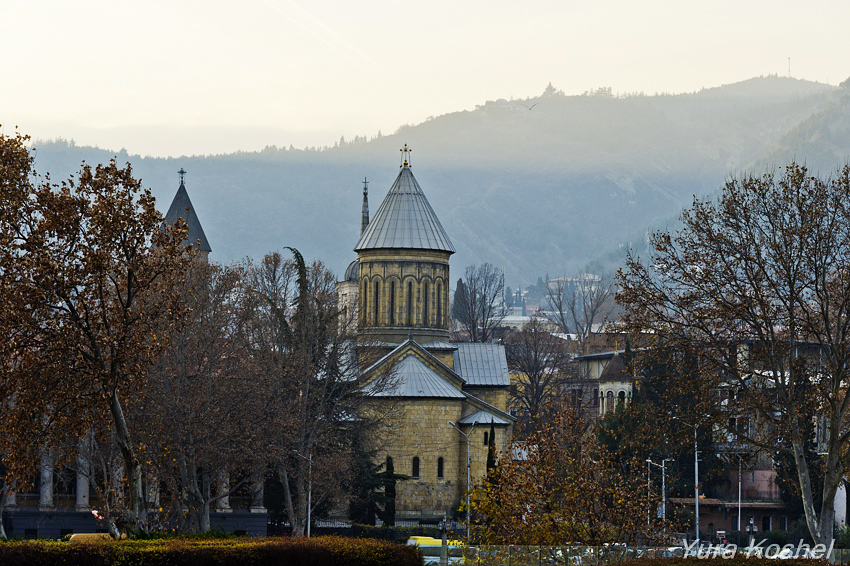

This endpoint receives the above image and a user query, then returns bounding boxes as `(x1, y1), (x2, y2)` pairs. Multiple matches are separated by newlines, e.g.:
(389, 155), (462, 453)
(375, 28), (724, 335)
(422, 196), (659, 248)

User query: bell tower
(354, 145), (454, 344)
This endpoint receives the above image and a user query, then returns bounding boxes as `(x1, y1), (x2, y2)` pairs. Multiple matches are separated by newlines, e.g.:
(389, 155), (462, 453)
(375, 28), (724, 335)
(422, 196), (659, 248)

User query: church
(339, 146), (515, 520)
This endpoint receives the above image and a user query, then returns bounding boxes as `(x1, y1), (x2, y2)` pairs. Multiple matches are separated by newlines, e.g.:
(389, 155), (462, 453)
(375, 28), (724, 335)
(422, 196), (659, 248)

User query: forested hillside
(28, 75), (849, 285)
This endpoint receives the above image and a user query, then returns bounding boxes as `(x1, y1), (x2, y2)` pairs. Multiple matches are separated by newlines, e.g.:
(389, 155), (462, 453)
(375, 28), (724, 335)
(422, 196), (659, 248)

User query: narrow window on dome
(389, 281), (395, 325)
(436, 282), (442, 327)
(374, 281), (380, 324)
(407, 281), (413, 325)
(423, 282), (429, 327)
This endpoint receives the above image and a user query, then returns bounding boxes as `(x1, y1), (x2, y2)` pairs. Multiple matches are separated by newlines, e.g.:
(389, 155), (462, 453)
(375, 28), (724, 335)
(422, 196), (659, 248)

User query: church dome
(344, 259), (360, 282)
(354, 166), (454, 253)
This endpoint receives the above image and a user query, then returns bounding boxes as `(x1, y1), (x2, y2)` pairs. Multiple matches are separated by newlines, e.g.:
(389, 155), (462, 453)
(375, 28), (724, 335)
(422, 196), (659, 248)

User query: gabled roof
(164, 181), (211, 253)
(366, 353), (466, 399)
(361, 337), (466, 399)
(453, 343), (511, 386)
(458, 409), (512, 425)
(354, 166), (455, 253)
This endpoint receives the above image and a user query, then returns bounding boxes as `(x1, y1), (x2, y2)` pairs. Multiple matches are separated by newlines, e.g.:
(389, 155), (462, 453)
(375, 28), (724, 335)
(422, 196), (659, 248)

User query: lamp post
(293, 450), (313, 537)
(448, 420), (476, 540)
(673, 417), (700, 542)
(647, 458), (672, 520)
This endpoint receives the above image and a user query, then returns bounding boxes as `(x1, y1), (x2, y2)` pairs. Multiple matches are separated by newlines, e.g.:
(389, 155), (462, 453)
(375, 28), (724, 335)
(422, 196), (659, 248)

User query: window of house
(484, 432), (489, 446)
(762, 516), (771, 532)
(618, 391), (626, 406)
(750, 471), (755, 483)
(606, 391), (614, 413)
(732, 516), (739, 531)
(437, 457), (444, 479)
(779, 516), (787, 531)
(412, 457), (420, 479)
(593, 389), (599, 407)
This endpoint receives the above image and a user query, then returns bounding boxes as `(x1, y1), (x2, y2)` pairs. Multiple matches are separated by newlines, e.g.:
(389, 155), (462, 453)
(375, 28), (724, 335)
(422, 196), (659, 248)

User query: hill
(27, 75), (848, 286)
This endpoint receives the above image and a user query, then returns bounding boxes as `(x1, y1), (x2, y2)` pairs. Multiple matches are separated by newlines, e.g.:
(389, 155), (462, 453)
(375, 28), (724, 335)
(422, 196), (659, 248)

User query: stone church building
(339, 147), (515, 520)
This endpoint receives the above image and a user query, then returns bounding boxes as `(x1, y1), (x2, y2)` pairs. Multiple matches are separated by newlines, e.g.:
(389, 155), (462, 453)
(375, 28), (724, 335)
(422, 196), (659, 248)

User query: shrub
(0, 536), (422, 566)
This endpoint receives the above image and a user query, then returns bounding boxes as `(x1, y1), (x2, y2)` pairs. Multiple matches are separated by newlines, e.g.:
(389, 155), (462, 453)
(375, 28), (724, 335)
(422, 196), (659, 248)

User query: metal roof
(164, 181), (211, 253)
(366, 353), (465, 398)
(453, 343), (511, 386)
(458, 410), (512, 425)
(354, 166), (455, 253)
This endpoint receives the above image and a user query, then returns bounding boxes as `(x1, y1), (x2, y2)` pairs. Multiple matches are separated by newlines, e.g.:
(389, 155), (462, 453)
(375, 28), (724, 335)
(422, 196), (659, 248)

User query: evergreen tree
(381, 456), (396, 526)
(486, 422), (497, 474)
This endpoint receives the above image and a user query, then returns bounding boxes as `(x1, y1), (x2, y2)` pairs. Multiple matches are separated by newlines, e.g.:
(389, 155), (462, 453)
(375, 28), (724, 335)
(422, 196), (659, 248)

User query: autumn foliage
(470, 406), (659, 545)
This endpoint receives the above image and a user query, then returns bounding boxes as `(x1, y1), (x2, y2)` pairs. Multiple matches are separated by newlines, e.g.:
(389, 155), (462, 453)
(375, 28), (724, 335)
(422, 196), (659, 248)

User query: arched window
(412, 457), (420, 478)
(389, 281), (395, 325)
(436, 282), (442, 327)
(407, 281), (414, 325)
(423, 281), (429, 327)
(618, 391), (626, 406)
(437, 457), (444, 479)
(360, 280), (367, 325)
(373, 281), (380, 324)
(606, 391), (614, 413)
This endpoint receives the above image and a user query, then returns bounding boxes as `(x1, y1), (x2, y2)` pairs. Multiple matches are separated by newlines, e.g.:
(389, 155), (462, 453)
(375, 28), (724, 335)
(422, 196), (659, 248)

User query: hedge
(0, 536), (422, 566)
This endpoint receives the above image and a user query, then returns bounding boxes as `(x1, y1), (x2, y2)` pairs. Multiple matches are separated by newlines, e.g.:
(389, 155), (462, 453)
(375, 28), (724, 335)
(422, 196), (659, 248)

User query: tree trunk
(109, 390), (143, 528)
(793, 439), (829, 545)
(0, 488), (7, 540)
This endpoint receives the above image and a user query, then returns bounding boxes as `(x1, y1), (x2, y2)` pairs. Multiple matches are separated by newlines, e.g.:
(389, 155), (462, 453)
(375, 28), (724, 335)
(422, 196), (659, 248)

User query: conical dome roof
(164, 179), (211, 253)
(354, 166), (454, 253)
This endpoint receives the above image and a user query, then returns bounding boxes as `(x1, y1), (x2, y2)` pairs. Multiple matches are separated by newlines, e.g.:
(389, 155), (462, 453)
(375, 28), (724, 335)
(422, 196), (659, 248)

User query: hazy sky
(3, 0), (848, 157)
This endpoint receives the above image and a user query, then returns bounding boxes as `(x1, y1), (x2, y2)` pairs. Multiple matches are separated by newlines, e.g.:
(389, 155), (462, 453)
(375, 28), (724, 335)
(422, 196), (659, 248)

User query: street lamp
(673, 417), (701, 542)
(293, 450), (313, 537)
(448, 420), (476, 540)
(647, 458), (672, 521)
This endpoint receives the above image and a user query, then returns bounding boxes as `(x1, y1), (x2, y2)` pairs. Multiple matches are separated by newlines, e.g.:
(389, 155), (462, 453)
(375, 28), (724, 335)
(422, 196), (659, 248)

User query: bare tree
(546, 270), (617, 352)
(145, 260), (266, 532)
(503, 316), (572, 431)
(246, 249), (367, 537)
(618, 163), (850, 546)
(452, 263), (508, 342)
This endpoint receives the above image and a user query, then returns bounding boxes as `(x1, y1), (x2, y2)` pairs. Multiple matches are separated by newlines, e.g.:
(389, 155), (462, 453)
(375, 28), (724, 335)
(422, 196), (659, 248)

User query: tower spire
(178, 167), (186, 187)
(361, 177), (370, 236)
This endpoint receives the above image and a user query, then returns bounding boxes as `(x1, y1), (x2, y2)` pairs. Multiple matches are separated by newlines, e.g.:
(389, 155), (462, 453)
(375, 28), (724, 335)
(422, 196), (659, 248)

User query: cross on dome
(400, 144), (412, 168)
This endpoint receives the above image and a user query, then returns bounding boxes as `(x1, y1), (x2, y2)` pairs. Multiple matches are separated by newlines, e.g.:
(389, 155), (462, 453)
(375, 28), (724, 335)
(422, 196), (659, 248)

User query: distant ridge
(29, 76), (850, 286)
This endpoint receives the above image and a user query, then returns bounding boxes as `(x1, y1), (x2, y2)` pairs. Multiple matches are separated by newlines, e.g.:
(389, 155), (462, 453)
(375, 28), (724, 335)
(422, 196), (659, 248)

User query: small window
(437, 457), (444, 479)
(779, 516), (787, 531)
(732, 516), (739, 531)
(762, 516), (771, 532)
(483, 432), (489, 446)
(412, 457), (420, 478)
